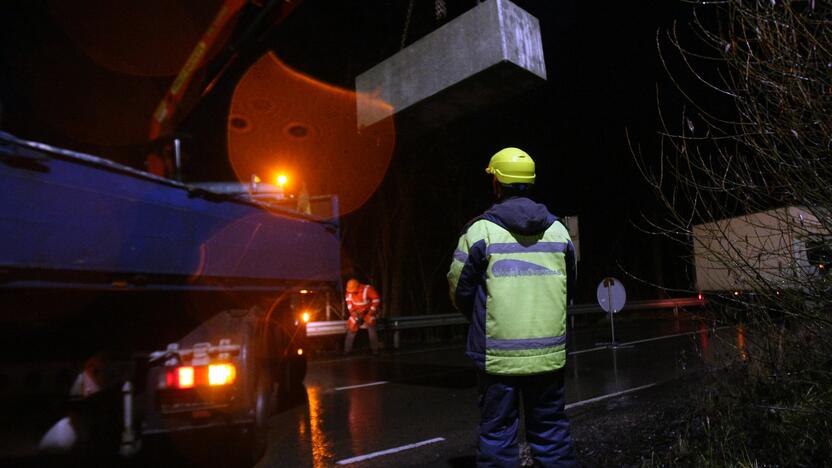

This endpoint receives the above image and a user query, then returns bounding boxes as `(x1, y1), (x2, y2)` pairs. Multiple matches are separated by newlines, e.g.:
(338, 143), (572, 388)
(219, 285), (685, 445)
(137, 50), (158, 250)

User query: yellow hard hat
(346, 279), (360, 293)
(485, 147), (535, 185)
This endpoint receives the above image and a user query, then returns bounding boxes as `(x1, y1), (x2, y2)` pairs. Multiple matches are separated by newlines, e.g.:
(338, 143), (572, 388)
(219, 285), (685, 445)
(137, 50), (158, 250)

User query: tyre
(276, 355), (306, 408)
(240, 369), (273, 464)
(288, 354), (307, 387)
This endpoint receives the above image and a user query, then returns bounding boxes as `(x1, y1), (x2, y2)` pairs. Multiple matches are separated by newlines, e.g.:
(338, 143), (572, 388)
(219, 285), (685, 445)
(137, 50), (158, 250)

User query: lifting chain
(400, 0), (447, 50)
(435, 0), (447, 21)
(400, 0), (415, 50)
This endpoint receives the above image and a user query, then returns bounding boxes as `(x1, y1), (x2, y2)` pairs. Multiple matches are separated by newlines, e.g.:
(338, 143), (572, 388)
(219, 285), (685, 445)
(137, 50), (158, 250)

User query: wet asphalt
(2, 311), (744, 466)
(256, 312), (744, 467)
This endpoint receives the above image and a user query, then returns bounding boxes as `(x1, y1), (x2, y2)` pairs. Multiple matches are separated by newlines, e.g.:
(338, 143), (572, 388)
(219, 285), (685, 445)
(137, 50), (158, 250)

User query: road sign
(596, 277), (630, 349)
(597, 277), (626, 313)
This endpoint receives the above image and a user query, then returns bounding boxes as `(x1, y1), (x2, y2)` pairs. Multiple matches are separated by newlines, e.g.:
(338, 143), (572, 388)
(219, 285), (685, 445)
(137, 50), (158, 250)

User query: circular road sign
(597, 277), (627, 313)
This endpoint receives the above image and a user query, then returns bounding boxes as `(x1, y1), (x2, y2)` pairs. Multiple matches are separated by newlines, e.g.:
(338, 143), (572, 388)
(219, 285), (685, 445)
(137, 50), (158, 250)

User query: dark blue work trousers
(476, 369), (576, 467)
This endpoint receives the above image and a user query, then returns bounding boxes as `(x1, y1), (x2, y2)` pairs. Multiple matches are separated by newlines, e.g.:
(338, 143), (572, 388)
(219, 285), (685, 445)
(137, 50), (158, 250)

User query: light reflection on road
(265, 314), (759, 466)
(346, 374), (384, 459)
(306, 386), (333, 467)
(737, 323), (748, 361)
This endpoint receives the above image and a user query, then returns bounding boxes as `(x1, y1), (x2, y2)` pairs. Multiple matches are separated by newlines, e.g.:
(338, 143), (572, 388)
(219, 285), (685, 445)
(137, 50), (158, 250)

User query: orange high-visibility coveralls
(346, 283), (381, 332)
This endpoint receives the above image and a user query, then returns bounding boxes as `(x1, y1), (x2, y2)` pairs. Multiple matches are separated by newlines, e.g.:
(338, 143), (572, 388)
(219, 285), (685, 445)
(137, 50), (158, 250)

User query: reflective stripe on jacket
(448, 198), (575, 376)
(346, 284), (380, 315)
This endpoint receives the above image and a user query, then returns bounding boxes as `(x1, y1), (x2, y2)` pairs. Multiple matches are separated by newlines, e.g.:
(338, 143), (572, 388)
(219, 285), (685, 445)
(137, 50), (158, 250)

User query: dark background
(0, 0), (704, 314)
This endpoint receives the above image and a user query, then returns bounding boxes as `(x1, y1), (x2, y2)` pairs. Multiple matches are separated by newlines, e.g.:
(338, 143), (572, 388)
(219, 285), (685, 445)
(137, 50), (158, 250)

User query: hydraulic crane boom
(148, 0), (304, 140)
(149, 0), (247, 140)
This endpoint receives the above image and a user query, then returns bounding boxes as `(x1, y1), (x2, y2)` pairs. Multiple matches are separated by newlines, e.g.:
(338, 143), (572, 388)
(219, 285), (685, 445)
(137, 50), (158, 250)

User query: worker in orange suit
(344, 278), (381, 354)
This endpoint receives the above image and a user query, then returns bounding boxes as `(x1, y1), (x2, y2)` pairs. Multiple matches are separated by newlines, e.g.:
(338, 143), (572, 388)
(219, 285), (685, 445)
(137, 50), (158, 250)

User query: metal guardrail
(306, 297), (707, 337)
(307, 320), (348, 336)
(386, 313), (469, 330)
(568, 297), (706, 315)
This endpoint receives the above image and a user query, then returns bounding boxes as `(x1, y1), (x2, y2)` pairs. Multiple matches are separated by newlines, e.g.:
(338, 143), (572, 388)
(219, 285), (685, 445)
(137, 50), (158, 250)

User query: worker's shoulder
(548, 218), (570, 236)
(460, 215), (502, 239)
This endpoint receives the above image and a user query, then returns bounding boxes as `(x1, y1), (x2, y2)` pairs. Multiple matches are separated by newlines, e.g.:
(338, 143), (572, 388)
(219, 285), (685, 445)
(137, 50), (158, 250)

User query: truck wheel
(289, 354), (307, 386)
(244, 370), (273, 463)
(277, 355), (306, 408)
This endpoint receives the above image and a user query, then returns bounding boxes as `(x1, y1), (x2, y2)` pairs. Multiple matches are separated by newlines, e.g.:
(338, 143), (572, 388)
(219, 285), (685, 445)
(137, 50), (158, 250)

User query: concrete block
(356, 0), (546, 133)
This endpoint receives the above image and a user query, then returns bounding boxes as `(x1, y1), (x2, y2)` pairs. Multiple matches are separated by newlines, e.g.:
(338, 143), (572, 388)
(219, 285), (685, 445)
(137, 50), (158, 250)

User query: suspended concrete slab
(356, 0), (547, 134)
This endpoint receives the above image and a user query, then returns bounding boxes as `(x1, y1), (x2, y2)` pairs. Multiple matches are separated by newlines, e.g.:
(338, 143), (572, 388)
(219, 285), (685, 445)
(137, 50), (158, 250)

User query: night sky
(0, 0), (707, 312)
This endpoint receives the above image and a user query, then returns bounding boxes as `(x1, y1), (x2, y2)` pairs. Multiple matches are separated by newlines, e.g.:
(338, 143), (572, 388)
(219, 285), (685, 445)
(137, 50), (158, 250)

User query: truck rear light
(208, 364), (236, 386)
(163, 363), (236, 389)
(177, 366), (195, 389)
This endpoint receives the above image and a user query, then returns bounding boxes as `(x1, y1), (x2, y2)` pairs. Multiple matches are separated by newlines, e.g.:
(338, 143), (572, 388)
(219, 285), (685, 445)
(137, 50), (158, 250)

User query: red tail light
(177, 366), (195, 389)
(164, 364), (236, 389)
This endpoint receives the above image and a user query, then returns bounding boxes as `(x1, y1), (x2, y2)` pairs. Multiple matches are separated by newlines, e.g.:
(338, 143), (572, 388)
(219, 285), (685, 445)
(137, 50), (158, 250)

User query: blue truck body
(0, 131), (341, 460)
(0, 131), (339, 291)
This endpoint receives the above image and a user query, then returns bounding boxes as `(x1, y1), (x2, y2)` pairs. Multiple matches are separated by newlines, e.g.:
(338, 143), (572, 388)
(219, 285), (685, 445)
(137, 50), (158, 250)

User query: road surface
(256, 312), (742, 467)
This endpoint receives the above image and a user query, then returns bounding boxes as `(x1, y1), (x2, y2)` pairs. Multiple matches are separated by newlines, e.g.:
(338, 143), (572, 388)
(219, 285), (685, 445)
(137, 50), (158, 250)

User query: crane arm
(148, 0), (248, 140)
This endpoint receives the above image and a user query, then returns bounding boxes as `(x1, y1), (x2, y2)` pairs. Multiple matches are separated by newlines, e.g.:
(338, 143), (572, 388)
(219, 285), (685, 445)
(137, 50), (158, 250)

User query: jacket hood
(481, 197), (557, 235)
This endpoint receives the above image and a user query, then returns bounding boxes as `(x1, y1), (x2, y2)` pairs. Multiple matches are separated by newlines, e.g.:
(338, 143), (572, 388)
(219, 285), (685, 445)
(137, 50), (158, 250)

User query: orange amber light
(208, 364), (236, 386)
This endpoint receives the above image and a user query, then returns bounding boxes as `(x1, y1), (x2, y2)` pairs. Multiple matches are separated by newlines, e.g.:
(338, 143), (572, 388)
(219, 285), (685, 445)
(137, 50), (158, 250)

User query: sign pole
(608, 281), (616, 344)
(596, 277), (632, 349)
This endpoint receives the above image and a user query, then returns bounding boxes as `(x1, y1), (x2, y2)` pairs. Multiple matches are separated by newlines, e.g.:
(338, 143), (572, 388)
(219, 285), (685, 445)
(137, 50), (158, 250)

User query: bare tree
(635, 1), (832, 464)
(640, 0), (832, 321)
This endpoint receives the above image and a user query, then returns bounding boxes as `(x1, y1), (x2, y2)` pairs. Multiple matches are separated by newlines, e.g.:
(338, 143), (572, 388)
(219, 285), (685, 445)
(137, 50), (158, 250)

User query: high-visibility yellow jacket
(448, 196), (575, 375)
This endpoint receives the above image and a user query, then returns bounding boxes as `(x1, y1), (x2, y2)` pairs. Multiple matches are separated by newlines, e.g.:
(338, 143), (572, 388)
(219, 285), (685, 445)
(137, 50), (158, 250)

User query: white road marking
(334, 382), (668, 464)
(568, 324), (735, 356)
(568, 345), (607, 355)
(314, 344), (466, 364)
(334, 380), (388, 391)
(336, 437), (446, 465)
(623, 325), (733, 346)
(316, 324), (733, 363)
(324, 325), (732, 463)
(565, 382), (660, 410)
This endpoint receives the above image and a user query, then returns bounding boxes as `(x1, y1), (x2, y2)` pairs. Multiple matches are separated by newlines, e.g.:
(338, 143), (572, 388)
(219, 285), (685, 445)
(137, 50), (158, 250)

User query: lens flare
(228, 52), (395, 216)
(49, 0), (217, 77)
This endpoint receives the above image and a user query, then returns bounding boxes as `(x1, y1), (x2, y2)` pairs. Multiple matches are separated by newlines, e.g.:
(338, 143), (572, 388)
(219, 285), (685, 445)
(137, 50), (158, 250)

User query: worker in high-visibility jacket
(343, 278), (381, 354)
(447, 147), (577, 467)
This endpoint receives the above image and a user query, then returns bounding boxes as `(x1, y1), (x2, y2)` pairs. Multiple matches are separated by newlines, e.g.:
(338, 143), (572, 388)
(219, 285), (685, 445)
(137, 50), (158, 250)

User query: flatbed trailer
(0, 131), (341, 461)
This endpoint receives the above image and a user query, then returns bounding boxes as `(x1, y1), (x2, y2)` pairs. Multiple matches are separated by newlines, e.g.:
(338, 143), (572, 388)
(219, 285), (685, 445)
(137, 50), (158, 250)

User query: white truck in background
(692, 206), (831, 294)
